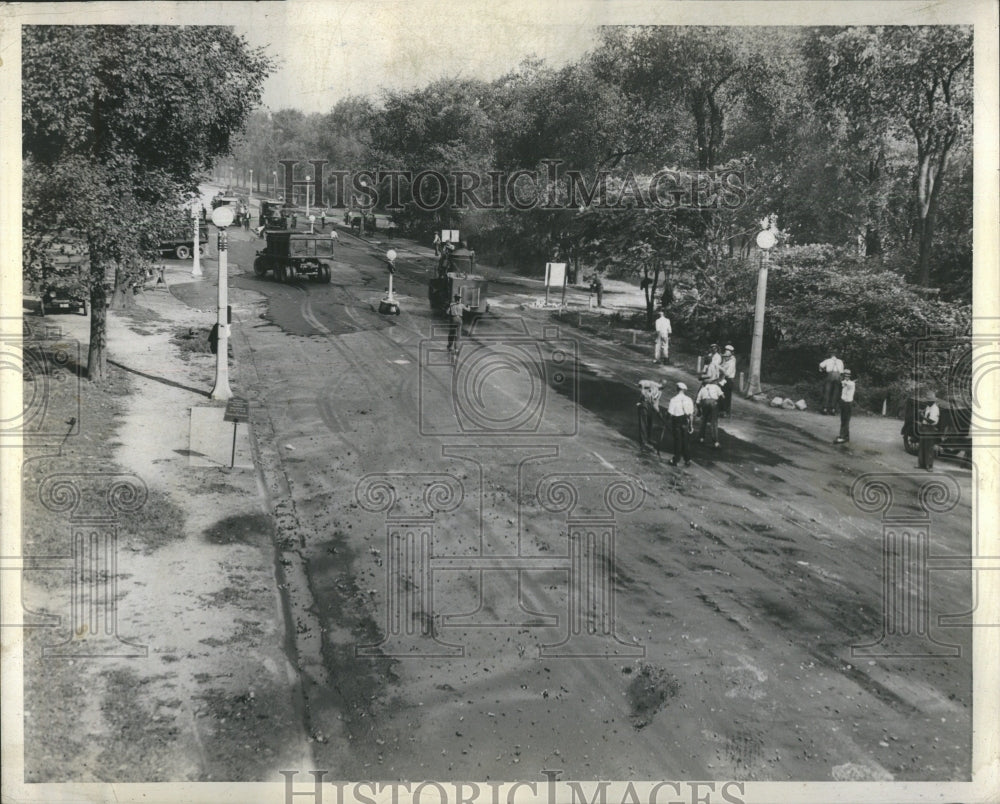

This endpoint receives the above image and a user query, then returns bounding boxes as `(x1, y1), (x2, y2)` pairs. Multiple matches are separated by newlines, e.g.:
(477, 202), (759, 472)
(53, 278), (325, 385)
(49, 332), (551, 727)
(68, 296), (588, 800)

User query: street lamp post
(272, 171), (277, 197)
(746, 219), (777, 398)
(248, 169), (253, 204)
(379, 249), (400, 315)
(305, 175), (312, 219)
(191, 200), (203, 278)
(210, 205), (235, 401)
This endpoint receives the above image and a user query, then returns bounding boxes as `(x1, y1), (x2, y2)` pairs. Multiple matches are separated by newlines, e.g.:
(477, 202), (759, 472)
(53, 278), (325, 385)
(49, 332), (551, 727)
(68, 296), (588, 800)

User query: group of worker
(637, 309), (739, 465)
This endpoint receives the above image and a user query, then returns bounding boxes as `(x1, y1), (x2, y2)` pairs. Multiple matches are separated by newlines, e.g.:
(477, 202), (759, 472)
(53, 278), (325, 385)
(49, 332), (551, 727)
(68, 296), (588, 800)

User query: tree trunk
(642, 263), (661, 328)
(915, 147), (949, 287)
(86, 276), (108, 382)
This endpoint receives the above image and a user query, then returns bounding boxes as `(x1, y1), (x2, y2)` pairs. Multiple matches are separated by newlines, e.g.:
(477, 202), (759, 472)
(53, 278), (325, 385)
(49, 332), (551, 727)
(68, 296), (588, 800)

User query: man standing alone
(666, 381), (695, 466)
(819, 352), (844, 415)
(833, 369), (855, 444)
(654, 310), (672, 365)
(446, 294), (467, 356)
(917, 391), (940, 471)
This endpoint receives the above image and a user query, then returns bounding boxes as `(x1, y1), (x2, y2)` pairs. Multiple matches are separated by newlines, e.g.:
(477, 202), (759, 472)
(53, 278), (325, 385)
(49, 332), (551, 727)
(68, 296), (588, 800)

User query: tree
(815, 26), (972, 286)
(593, 27), (802, 170)
(23, 25), (273, 380)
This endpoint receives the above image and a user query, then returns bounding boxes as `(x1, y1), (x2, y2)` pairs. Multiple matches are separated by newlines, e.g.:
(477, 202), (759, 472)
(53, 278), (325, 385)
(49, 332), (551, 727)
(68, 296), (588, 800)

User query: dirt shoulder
(20, 265), (311, 782)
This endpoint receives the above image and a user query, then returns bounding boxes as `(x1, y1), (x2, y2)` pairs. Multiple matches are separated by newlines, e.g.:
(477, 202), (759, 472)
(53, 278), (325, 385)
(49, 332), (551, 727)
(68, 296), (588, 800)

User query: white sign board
(441, 229), (461, 243)
(545, 262), (567, 287)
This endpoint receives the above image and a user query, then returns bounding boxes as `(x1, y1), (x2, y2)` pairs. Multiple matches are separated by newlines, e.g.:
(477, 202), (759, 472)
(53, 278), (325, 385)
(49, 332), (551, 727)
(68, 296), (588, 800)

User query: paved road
(174, 223), (974, 782)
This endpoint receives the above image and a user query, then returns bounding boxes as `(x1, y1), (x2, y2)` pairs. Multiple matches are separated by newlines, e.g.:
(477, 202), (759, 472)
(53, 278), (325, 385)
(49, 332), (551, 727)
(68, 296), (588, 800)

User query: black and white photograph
(2, 2), (998, 803)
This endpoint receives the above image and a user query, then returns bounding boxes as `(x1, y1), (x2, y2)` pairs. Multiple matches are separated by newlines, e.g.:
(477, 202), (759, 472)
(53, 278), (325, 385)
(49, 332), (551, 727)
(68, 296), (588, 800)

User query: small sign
(545, 262), (567, 287)
(223, 397), (250, 423)
(441, 229), (461, 243)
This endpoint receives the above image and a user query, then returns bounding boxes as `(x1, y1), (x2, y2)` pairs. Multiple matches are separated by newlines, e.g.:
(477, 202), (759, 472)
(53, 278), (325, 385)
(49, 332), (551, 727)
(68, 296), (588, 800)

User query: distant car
(252, 231), (334, 283)
(35, 238), (89, 316)
(258, 199), (288, 233)
(158, 223), (208, 260)
(429, 247), (489, 320)
(40, 284), (88, 316)
(901, 395), (971, 461)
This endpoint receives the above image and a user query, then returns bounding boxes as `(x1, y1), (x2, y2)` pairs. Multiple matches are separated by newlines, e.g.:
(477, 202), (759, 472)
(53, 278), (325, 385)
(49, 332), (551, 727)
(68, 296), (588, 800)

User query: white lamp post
(309, 214), (316, 234)
(191, 200), (203, 278)
(379, 249), (400, 315)
(272, 171), (277, 197)
(305, 175), (312, 219)
(248, 169), (253, 204)
(210, 204), (235, 401)
(746, 220), (777, 398)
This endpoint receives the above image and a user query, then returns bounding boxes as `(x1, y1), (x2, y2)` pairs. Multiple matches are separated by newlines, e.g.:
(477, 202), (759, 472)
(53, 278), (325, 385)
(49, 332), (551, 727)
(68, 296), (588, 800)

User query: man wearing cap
(654, 309), (672, 365)
(833, 369), (856, 444)
(446, 294), (468, 356)
(819, 352), (844, 415)
(636, 378), (667, 452)
(719, 345), (737, 417)
(666, 381), (695, 466)
(704, 343), (722, 380)
(917, 391), (941, 470)
(696, 373), (723, 448)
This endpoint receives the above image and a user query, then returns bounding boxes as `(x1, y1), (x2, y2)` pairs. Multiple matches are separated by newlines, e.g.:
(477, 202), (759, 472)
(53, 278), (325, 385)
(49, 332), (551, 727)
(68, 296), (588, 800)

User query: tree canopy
(23, 25), (273, 379)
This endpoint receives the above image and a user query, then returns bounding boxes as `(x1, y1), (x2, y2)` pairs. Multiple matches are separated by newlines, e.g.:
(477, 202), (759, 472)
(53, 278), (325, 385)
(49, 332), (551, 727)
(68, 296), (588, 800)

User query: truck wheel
(175, 244), (191, 260)
(902, 434), (919, 455)
(320, 265), (332, 283)
(285, 265), (296, 283)
(253, 257), (268, 277)
(275, 264), (286, 283)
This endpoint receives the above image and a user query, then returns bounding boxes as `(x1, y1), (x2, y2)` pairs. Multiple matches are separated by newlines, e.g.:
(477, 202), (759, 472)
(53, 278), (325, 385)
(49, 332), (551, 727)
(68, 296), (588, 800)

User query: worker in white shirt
(719, 345), (737, 417)
(636, 378), (667, 452)
(696, 374), (723, 448)
(654, 310), (672, 365)
(819, 352), (844, 415)
(917, 390), (941, 470)
(666, 381), (695, 466)
(833, 369), (855, 443)
(704, 343), (722, 379)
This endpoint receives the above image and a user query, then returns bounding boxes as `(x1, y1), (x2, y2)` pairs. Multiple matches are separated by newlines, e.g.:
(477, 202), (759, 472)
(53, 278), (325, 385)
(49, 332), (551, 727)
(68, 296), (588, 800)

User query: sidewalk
(20, 259), (312, 782)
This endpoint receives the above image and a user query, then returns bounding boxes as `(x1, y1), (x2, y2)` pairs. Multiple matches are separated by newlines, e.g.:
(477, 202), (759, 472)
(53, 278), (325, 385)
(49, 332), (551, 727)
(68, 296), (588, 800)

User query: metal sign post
(223, 397), (250, 468)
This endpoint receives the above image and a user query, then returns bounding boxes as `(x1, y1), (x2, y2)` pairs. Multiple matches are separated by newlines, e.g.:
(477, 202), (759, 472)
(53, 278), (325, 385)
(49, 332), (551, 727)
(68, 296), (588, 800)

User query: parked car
(901, 395), (971, 461)
(252, 231), (334, 283)
(35, 238), (89, 316)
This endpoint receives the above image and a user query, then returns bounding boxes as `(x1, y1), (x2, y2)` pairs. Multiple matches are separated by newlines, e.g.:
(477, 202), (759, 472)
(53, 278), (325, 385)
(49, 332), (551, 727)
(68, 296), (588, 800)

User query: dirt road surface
(179, 223), (973, 782)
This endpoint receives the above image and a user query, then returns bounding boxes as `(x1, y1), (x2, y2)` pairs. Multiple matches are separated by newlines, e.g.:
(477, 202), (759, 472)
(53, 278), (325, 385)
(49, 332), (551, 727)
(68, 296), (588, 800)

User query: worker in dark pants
(446, 294), (468, 357)
(833, 369), (855, 443)
(636, 379), (666, 452)
(696, 373), (723, 448)
(719, 345), (736, 417)
(917, 391), (940, 471)
(666, 381), (695, 466)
